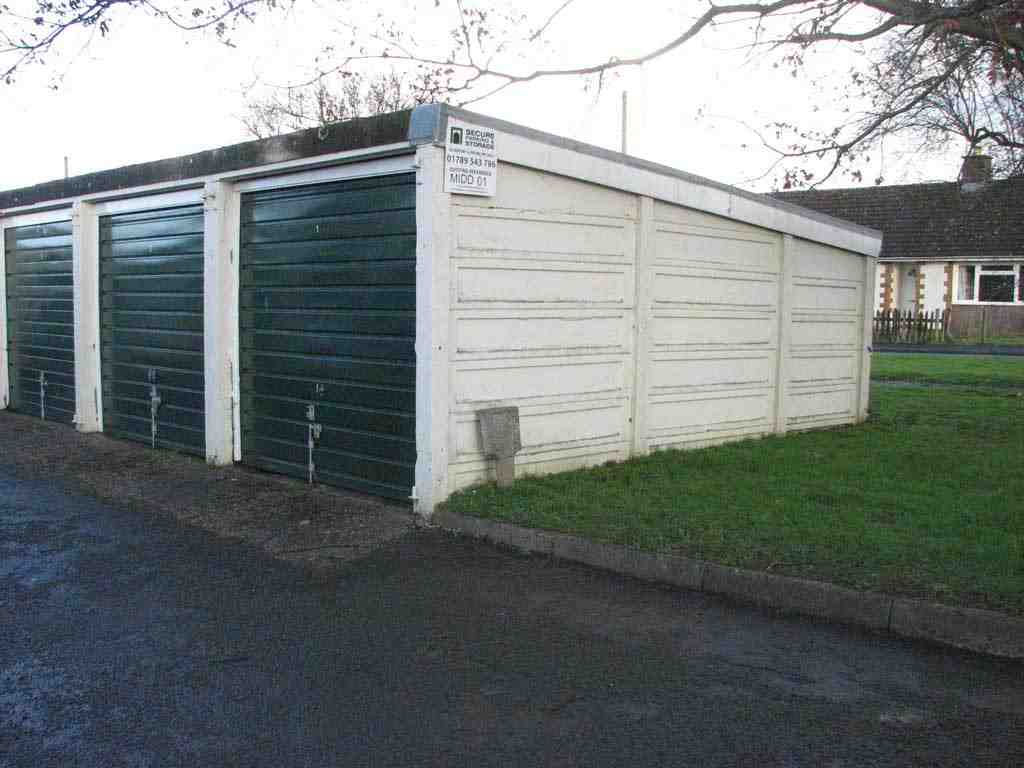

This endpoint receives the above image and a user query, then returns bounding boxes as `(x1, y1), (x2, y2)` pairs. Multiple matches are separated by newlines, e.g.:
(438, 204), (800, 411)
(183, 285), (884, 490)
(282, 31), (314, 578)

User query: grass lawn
(872, 352), (1024, 389)
(443, 385), (1024, 615)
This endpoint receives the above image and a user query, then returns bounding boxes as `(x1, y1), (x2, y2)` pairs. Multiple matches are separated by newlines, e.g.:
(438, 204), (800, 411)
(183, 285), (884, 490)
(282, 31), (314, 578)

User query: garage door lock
(306, 403), (322, 485)
(38, 371), (48, 421)
(148, 368), (162, 449)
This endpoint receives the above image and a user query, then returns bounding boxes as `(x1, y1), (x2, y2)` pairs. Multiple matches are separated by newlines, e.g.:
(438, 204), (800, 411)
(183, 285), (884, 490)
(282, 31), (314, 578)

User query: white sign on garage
(443, 118), (497, 197)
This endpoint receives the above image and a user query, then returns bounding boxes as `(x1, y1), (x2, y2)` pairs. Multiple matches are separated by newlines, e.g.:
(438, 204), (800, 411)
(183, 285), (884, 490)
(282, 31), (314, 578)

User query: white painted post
(630, 195), (654, 456)
(72, 201), (102, 432)
(231, 210), (241, 464)
(0, 224), (8, 410)
(774, 234), (794, 434)
(202, 180), (240, 465)
(856, 255), (876, 422)
(413, 143), (451, 516)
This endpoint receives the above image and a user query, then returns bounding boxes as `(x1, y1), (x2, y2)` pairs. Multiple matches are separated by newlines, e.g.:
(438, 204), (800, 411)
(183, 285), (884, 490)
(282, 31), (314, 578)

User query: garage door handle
(150, 384), (163, 449)
(39, 371), (48, 421)
(307, 421), (322, 485)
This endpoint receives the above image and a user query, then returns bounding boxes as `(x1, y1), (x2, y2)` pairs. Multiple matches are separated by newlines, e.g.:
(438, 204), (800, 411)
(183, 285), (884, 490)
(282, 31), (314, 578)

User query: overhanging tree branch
(4, 0), (1023, 185)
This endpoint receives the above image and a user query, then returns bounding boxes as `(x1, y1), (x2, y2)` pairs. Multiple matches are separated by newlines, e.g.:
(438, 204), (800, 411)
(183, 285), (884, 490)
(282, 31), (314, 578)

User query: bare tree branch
(4, 0), (1023, 187)
(529, 0), (578, 42)
(1, 0), (280, 84)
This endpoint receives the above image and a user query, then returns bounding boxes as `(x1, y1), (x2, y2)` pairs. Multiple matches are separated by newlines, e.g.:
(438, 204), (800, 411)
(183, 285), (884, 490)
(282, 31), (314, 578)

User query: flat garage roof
(0, 104), (881, 255)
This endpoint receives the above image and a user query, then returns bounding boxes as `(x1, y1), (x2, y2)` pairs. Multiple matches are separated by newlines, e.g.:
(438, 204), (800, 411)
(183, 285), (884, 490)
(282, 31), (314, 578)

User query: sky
(0, 0), (972, 194)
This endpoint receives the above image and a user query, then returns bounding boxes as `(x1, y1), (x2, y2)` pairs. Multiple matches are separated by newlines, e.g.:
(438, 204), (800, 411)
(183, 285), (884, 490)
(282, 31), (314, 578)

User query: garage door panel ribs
(242, 373), (414, 413)
(241, 183), (415, 224)
(4, 220), (76, 424)
(242, 331), (414, 362)
(241, 262), (415, 289)
(245, 396), (414, 438)
(241, 286), (415, 312)
(240, 309), (414, 337)
(104, 363), (203, 393)
(242, 350), (414, 388)
(239, 173), (416, 500)
(241, 210), (415, 246)
(241, 235), (416, 267)
(100, 204), (206, 456)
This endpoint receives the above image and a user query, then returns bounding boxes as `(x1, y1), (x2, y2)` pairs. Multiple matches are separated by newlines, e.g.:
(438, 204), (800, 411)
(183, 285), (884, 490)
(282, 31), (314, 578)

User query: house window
(979, 266), (1016, 302)
(955, 263), (1023, 304)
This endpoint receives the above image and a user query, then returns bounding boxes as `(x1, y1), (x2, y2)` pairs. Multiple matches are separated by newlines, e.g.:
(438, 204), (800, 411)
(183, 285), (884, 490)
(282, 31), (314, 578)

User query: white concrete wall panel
(415, 144), (452, 513)
(0, 225), (7, 409)
(448, 166), (637, 491)
(71, 201), (101, 432)
(444, 170), (873, 494)
(785, 239), (865, 430)
(457, 261), (630, 305)
(454, 356), (627, 404)
(455, 312), (628, 356)
(643, 201), (781, 450)
(202, 180), (240, 466)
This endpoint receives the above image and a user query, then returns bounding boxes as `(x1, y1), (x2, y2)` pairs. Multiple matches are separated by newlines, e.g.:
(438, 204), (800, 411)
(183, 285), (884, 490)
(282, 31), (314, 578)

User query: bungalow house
(774, 154), (1024, 339)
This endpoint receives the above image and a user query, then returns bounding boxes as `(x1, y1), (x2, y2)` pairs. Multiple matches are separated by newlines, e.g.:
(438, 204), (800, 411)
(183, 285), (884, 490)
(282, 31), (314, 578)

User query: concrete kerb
(433, 510), (1024, 660)
(701, 563), (893, 631)
(890, 598), (1024, 659)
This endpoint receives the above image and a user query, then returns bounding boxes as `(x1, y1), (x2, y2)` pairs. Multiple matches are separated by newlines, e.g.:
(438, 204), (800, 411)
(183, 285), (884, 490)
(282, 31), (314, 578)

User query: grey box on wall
(478, 406), (521, 487)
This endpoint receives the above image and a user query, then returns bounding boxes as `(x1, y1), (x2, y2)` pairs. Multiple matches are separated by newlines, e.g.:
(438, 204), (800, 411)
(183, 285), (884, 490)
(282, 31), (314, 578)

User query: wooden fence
(873, 309), (950, 344)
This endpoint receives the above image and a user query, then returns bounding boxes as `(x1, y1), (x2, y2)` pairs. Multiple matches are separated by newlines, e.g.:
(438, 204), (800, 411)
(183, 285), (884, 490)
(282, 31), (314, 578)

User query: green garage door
(240, 174), (416, 500)
(100, 205), (205, 455)
(4, 220), (76, 423)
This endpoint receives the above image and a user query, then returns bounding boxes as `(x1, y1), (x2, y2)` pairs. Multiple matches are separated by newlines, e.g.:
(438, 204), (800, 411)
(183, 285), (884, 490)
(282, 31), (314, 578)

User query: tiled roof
(773, 178), (1024, 261)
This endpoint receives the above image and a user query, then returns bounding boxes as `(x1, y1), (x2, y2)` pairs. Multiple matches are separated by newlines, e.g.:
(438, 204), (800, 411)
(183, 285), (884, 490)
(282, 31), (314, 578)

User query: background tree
(0, 0), (279, 85)
(3, 0), (1022, 185)
(239, 70), (447, 139)
(869, 38), (1024, 177)
(752, 24), (1024, 185)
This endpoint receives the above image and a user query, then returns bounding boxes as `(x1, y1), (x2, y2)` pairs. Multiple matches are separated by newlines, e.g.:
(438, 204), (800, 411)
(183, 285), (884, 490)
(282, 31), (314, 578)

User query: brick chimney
(959, 150), (992, 190)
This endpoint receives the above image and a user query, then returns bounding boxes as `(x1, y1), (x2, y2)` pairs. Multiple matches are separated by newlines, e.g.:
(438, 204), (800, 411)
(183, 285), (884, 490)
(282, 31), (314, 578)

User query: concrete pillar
(413, 143), (451, 516)
(72, 201), (102, 432)
(773, 235), (794, 434)
(202, 180), (240, 465)
(630, 195), (654, 456)
(857, 256), (876, 422)
(0, 226), (8, 410)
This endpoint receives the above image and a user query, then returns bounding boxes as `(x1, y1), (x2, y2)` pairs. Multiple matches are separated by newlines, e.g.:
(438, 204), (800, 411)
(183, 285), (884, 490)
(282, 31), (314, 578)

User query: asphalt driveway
(2, 436), (1023, 765)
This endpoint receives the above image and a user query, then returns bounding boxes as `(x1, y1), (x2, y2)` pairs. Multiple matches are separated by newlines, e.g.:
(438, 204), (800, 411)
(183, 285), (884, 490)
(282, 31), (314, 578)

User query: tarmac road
(2, 468), (1023, 767)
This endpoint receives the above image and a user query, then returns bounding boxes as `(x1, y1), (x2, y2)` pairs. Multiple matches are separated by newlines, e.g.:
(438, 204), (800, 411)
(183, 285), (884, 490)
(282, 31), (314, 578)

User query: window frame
(953, 262), (1024, 305)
